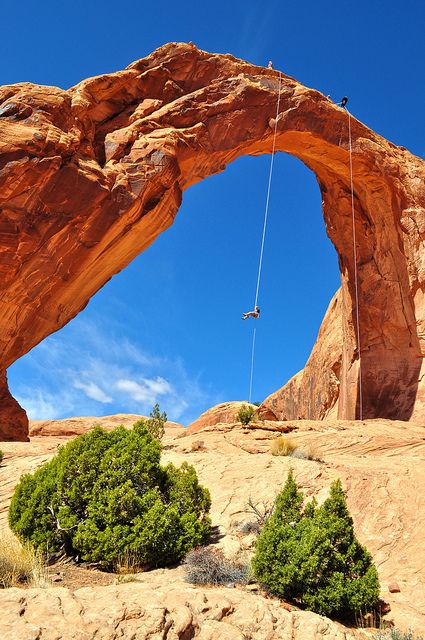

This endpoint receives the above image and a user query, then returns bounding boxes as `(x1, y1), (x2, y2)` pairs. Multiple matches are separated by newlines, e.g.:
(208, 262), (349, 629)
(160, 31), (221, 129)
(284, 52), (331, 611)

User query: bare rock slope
(1, 415), (424, 637)
(1, 42), (425, 439)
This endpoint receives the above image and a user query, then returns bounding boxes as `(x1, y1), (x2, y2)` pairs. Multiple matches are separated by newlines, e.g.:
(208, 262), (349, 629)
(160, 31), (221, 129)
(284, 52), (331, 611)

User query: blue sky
(4, 0), (425, 424)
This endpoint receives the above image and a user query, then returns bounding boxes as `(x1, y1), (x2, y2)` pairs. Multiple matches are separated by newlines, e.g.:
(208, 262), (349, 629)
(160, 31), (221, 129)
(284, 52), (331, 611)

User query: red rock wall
(1, 42), (424, 439)
(0, 371), (28, 441)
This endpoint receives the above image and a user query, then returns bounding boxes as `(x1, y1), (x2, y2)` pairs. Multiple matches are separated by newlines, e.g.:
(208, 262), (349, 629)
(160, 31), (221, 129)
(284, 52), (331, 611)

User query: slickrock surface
(1, 42), (425, 438)
(1, 415), (425, 636)
(0, 577), (363, 640)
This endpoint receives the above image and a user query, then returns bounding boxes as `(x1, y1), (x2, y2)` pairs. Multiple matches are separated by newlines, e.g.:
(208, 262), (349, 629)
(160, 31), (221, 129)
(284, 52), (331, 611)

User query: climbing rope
(347, 109), (364, 420)
(254, 72), (283, 309)
(248, 72), (283, 402)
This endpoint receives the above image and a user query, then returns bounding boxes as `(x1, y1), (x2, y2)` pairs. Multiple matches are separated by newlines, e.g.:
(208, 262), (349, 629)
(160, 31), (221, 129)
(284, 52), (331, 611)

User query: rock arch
(0, 42), (424, 439)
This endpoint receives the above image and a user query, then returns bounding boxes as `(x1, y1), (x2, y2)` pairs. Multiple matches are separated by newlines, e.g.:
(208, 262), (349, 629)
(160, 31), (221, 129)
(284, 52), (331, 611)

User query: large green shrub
(252, 470), (380, 620)
(9, 422), (211, 569)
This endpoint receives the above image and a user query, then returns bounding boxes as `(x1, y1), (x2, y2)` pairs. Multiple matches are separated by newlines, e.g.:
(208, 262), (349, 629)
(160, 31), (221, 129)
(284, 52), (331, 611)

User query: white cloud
(115, 376), (172, 404)
(73, 380), (112, 404)
(142, 376), (173, 395)
(115, 379), (151, 403)
(9, 317), (216, 425)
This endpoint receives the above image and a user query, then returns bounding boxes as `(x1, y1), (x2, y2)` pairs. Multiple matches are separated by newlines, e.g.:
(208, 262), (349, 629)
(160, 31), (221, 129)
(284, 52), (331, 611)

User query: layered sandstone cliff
(1, 42), (424, 439)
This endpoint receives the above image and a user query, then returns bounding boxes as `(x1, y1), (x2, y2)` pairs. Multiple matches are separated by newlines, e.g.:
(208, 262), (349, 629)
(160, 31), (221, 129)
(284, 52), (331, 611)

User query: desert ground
(0, 414), (424, 639)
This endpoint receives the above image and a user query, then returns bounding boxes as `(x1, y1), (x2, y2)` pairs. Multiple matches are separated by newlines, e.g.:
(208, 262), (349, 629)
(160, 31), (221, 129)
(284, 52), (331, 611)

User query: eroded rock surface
(0, 579), (361, 640)
(1, 42), (425, 438)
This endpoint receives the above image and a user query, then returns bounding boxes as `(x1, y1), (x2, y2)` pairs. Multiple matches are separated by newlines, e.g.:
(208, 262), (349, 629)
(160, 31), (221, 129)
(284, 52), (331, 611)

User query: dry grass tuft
(184, 547), (249, 586)
(115, 551), (142, 575)
(0, 530), (48, 588)
(270, 435), (298, 457)
(190, 440), (205, 452)
(270, 436), (323, 462)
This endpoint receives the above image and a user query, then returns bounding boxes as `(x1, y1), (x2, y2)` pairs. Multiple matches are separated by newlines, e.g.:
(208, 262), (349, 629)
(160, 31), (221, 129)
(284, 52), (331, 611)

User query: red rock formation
(1, 42), (424, 439)
(261, 290), (343, 421)
(29, 414), (184, 437)
(0, 371), (28, 441)
(188, 401), (259, 433)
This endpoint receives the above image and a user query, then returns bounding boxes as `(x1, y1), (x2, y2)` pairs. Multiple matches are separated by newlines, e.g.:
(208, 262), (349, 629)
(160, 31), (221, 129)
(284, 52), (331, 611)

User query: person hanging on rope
(340, 96), (348, 108)
(242, 306), (260, 320)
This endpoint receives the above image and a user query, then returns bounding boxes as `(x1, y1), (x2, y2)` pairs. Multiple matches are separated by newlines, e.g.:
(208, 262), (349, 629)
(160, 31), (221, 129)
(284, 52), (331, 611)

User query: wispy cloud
(73, 380), (113, 404)
(9, 318), (215, 425)
(115, 377), (172, 403)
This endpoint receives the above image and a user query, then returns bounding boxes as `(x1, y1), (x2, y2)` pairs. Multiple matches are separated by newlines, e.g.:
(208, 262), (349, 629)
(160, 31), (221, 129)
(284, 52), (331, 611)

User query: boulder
(188, 402), (259, 433)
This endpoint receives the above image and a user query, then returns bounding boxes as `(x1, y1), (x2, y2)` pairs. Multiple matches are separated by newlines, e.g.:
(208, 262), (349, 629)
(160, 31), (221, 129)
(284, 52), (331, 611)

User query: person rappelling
(242, 306), (260, 320)
(340, 96), (348, 108)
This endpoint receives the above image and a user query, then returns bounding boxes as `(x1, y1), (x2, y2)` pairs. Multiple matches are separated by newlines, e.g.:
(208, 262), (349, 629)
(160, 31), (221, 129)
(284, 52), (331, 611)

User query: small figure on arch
(242, 306), (260, 320)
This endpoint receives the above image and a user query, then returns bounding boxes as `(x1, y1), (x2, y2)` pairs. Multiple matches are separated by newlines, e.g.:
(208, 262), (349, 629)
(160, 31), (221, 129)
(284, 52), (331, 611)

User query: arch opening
(8, 152), (340, 425)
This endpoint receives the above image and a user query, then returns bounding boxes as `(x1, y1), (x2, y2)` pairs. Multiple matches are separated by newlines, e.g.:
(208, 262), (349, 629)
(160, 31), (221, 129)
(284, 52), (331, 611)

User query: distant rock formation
(188, 401), (260, 433)
(29, 414), (184, 437)
(1, 42), (424, 439)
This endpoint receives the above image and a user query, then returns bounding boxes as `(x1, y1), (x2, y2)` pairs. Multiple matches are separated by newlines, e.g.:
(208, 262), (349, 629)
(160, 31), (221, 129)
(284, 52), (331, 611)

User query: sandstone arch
(1, 42), (424, 440)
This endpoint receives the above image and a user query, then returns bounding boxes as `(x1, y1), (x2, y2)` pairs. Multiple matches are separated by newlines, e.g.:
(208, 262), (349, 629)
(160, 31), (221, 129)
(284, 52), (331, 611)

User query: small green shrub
(252, 470), (380, 621)
(9, 421), (211, 570)
(116, 574), (141, 584)
(184, 547), (249, 585)
(375, 631), (424, 640)
(145, 403), (167, 440)
(0, 450), (3, 465)
(237, 404), (256, 425)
